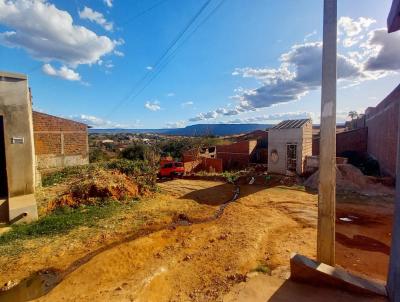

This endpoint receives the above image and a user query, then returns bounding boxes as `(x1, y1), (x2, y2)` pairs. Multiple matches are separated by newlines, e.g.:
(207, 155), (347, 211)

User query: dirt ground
(0, 179), (394, 302)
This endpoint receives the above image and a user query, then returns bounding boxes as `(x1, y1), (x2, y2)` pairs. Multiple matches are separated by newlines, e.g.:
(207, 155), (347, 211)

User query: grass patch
(252, 264), (271, 275)
(0, 202), (120, 245)
(41, 165), (90, 187)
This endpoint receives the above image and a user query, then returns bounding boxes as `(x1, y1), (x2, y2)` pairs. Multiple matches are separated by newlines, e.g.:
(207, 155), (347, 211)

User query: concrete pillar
(0, 71), (38, 223)
(317, 0), (337, 266)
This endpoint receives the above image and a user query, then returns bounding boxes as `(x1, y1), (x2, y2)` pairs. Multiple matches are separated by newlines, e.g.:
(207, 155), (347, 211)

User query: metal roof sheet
(271, 119), (311, 130)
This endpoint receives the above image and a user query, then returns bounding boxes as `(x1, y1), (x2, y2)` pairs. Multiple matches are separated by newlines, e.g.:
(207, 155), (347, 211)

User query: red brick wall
(32, 111), (88, 156)
(184, 158), (223, 173)
(312, 128), (368, 157)
(33, 111), (86, 132)
(365, 84), (400, 177)
(216, 141), (256, 170)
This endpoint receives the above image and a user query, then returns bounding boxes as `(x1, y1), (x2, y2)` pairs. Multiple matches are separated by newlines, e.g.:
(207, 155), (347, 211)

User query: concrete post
(317, 0), (337, 266)
(387, 107), (400, 301)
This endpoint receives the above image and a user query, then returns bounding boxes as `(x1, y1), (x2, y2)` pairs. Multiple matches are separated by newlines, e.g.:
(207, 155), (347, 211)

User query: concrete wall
(268, 121), (312, 175)
(312, 127), (368, 157)
(0, 71), (37, 223)
(33, 111), (89, 175)
(364, 84), (400, 177)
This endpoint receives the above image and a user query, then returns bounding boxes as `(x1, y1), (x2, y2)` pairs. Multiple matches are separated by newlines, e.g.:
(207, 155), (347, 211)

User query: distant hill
(89, 123), (273, 136)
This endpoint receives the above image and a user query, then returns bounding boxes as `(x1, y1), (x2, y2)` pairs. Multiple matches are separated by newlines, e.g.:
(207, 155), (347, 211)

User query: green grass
(0, 202), (119, 245)
(41, 165), (90, 187)
(252, 264), (271, 275)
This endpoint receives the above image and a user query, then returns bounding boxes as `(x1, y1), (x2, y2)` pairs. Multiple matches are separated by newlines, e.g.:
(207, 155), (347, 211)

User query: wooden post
(317, 0), (337, 266)
(387, 108), (400, 301)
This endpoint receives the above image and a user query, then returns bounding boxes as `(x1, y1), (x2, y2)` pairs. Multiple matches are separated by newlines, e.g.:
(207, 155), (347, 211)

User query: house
(268, 119), (312, 175)
(0, 71), (89, 223)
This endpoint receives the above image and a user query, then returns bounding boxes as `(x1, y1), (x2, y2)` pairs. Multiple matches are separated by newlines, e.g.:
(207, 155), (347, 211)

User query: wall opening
(286, 144), (297, 172)
(0, 116), (8, 198)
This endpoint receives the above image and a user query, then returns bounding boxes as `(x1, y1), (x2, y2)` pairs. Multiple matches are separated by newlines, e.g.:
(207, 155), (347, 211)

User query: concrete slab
(223, 274), (387, 302)
(290, 253), (387, 297)
(8, 194), (38, 223)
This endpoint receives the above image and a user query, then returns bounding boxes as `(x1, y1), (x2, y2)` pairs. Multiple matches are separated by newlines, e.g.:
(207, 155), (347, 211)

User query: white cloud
(181, 101), (194, 107)
(190, 17), (400, 123)
(146, 66), (153, 70)
(42, 63), (81, 81)
(166, 92), (175, 97)
(363, 28), (400, 72)
(304, 30), (317, 42)
(227, 112), (312, 124)
(114, 50), (124, 57)
(166, 120), (186, 128)
(103, 0), (113, 8)
(71, 114), (137, 128)
(0, 0), (116, 68)
(71, 114), (141, 129)
(79, 6), (113, 31)
(338, 17), (376, 48)
(144, 101), (161, 111)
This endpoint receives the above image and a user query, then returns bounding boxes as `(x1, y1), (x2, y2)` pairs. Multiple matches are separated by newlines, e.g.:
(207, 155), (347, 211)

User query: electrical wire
(106, 0), (226, 118)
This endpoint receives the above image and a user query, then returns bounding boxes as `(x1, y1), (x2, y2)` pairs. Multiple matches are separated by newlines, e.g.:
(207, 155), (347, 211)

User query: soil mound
(304, 164), (394, 196)
(48, 168), (139, 210)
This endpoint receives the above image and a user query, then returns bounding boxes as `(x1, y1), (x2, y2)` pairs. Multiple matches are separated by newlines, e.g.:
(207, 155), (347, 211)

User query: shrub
(222, 171), (240, 184)
(89, 148), (109, 163)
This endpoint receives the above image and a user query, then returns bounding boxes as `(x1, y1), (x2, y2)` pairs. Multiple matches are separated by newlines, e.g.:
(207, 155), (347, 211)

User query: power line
(117, 0), (227, 110)
(120, 0), (170, 25)
(105, 0), (213, 118)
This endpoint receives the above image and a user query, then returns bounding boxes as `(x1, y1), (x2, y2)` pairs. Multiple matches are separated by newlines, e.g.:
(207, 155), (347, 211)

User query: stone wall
(32, 111), (89, 174)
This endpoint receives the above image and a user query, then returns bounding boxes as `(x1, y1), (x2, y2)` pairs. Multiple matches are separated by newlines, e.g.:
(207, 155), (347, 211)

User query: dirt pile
(48, 168), (139, 210)
(304, 164), (394, 195)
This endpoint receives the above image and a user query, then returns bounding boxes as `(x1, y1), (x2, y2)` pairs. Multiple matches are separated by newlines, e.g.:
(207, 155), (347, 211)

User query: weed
(222, 171), (240, 184)
(252, 263), (271, 275)
(41, 165), (90, 187)
(0, 202), (120, 245)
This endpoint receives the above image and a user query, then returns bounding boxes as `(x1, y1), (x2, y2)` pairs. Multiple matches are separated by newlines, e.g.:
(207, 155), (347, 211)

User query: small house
(268, 119), (312, 175)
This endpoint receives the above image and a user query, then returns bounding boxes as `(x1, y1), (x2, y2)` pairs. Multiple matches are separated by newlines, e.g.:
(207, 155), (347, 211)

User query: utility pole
(317, 0), (337, 266)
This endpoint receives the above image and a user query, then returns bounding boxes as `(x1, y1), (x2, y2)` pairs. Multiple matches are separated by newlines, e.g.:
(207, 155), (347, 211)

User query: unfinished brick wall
(32, 111), (89, 172)
(312, 128), (368, 157)
(365, 84), (400, 177)
(216, 140), (257, 170)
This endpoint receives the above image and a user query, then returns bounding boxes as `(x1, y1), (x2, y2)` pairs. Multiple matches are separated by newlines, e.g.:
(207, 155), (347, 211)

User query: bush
(222, 171), (240, 184)
(89, 148), (109, 163)
(121, 144), (148, 161)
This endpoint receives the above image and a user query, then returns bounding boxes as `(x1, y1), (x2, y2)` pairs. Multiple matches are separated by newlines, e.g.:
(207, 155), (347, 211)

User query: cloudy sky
(0, 0), (399, 128)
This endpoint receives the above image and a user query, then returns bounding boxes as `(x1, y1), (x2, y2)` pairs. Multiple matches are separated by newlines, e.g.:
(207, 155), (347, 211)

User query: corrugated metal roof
(271, 119), (311, 130)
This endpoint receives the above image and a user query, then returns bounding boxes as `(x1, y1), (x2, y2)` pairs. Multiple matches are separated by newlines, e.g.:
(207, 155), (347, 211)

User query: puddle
(0, 269), (60, 302)
(0, 185), (241, 302)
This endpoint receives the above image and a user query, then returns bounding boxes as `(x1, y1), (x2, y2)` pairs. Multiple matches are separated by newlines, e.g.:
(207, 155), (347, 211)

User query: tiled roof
(272, 119), (311, 130)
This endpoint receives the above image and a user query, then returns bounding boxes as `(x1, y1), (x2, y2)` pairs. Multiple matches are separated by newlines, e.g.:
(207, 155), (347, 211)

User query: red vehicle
(158, 161), (185, 178)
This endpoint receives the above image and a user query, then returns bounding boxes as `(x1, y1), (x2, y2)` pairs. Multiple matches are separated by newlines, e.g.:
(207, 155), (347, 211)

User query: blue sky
(0, 0), (399, 128)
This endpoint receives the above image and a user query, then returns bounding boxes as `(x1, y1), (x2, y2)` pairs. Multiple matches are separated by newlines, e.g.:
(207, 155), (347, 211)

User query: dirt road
(32, 180), (317, 302)
(0, 179), (393, 302)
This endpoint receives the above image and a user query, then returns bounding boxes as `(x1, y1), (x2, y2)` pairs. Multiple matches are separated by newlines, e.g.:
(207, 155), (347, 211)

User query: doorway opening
(286, 144), (297, 172)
